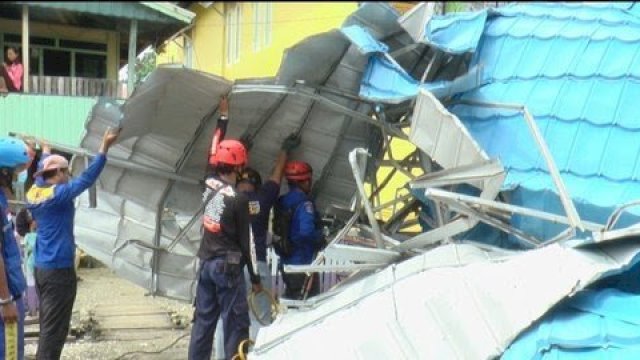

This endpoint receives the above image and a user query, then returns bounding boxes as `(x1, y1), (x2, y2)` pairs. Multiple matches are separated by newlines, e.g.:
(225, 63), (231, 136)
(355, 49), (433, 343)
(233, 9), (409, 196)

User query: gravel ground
(25, 266), (195, 360)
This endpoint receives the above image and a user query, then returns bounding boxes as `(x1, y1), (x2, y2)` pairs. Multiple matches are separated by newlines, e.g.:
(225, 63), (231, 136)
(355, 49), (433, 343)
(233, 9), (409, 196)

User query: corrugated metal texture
(228, 28), (374, 213)
(410, 89), (488, 170)
(15, 1), (184, 24)
(251, 240), (640, 359)
(72, 67), (232, 301)
(392, 2), (640, 239)
(0, 93), (96, 146)
(502, 288), (640, 360)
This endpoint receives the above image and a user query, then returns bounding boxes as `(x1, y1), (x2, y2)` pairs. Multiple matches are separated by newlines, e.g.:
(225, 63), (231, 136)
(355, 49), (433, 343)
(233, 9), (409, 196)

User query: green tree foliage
(135, 50), (157, 86)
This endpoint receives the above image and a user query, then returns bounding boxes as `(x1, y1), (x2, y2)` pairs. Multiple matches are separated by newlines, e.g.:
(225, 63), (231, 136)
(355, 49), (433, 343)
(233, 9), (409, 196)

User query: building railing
(28, 75), (127, 98)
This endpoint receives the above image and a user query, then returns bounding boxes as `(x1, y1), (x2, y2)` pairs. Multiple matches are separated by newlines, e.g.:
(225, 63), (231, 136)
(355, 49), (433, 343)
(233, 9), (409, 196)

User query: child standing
(15, 209), (38, 317)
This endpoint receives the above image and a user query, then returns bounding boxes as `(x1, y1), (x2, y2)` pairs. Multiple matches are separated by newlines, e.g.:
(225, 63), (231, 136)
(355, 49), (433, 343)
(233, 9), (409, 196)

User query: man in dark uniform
(236, 133), (299, 337)
(188, 139), (262, 360)
(277, 160), (324, 300)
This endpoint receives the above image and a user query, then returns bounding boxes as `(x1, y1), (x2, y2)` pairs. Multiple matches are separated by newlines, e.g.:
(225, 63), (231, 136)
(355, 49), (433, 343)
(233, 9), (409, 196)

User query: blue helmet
(0, 137), (31, 169)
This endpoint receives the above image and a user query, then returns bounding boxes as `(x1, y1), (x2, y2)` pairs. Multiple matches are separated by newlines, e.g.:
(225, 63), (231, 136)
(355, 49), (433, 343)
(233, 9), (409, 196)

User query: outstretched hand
(37, 138), (51, 154)
(281, 133), (301, 152)
(99, 127), (121, 154)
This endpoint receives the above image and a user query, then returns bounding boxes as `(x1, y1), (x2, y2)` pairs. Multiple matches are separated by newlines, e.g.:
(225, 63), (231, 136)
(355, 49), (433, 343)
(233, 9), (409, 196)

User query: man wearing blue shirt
(26, 128), (119, 360)
(277, 160), (324, 299)
(0, 136), (32, 360)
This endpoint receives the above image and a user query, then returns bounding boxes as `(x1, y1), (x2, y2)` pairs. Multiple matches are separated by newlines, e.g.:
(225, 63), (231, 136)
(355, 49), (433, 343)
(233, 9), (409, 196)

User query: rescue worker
(277, 160), (324, 299)
(0, 137), (31, 360)
(236, 133), (300, 339)
(188, 139), (262, 360)
(26, 128), (120, 360)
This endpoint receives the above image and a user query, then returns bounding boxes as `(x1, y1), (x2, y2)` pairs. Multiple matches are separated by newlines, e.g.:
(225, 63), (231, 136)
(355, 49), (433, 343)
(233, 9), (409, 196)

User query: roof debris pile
(68, 2), (640, 359)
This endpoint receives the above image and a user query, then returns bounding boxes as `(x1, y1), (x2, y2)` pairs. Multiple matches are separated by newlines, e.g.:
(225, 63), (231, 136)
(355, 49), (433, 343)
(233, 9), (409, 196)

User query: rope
(247, 287), (279, 326)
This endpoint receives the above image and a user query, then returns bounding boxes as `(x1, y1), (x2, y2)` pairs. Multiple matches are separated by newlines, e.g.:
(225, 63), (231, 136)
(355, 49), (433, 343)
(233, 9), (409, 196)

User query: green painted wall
(0, 94), (96, 146)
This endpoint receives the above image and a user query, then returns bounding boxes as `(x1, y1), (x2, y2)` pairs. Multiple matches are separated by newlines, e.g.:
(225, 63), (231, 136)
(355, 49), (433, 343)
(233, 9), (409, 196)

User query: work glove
(281, 133), (301, 152)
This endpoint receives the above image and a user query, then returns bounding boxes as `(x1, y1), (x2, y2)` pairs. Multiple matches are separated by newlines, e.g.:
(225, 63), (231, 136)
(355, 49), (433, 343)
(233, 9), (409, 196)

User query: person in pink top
(1, 47), (23, 94)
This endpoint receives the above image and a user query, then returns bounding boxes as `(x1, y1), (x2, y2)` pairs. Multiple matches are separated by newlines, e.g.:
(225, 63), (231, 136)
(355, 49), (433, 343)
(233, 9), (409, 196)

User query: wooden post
(21, 4), (29, 93)
(127, 19), (138, 97)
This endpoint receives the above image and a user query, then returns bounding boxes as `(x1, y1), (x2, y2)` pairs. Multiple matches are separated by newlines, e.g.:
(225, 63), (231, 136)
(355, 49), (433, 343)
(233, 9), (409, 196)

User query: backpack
(271, 201), (303, 258)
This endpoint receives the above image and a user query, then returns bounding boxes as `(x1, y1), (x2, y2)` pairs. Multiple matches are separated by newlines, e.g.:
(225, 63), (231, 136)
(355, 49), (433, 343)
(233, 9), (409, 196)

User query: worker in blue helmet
(0, 136), (31, 360)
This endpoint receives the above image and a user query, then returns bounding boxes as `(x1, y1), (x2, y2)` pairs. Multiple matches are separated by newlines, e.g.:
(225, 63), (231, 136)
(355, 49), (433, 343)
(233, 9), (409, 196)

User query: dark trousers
(188, 258), (250, 360)
(34, 267), (77, 360)
(282, 272), (319, 300)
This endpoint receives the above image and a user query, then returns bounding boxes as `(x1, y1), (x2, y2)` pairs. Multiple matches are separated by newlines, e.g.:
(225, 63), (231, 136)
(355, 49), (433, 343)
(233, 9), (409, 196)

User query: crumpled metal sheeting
(70, 67), (232, 302)
(252, 239), (640, 359)
(410, 89), (489, 170)
(73, 66), (232, 214)
(226, 28), (374, 212)
(74, 190), (200, 300)
(227, 83), (371, 212)
(343, 2), (435, 81)
(72, 28), (379, 298)
(119, 67), (232, 141)
(275, 30), (353, 87)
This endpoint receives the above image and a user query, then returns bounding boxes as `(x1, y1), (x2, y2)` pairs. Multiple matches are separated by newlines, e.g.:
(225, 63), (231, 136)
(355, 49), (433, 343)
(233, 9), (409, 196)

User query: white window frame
(226, 3), (241, 64)
(253, 2), (272, 52)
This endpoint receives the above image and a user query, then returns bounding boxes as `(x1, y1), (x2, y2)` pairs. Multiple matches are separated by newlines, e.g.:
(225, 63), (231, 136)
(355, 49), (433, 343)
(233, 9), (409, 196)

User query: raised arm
(269, 133), (301, 184)
(52, 128), (120, 203)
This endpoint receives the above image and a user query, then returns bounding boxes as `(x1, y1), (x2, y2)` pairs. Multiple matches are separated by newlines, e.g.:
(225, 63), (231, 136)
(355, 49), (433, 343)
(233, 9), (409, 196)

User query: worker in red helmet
(188, 138), (262, 360)
(235, 133), (300, 339)
(276, 160), (324, 299)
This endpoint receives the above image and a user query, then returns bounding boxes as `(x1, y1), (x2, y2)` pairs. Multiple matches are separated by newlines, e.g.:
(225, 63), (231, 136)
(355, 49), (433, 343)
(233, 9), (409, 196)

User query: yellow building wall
(158, 2), (358, 79)
(0, 18), (119, 81)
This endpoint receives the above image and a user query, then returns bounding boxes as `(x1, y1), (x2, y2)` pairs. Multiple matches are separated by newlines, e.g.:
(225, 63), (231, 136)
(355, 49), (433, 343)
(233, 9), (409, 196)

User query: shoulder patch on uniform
(26, 185), (56, 205)
(304, 201), (314, 214)
(248, 200), (260, 215)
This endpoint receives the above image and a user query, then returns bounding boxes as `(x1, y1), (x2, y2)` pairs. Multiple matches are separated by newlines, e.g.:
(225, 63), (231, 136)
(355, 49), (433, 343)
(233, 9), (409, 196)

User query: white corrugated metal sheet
(251, 239), (640, 359)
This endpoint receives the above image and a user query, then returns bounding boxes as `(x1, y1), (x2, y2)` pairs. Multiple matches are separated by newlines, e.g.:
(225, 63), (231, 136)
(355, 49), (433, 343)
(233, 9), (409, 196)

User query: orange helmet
(211, 139), (247, 166)
(285, 160), (312, 181)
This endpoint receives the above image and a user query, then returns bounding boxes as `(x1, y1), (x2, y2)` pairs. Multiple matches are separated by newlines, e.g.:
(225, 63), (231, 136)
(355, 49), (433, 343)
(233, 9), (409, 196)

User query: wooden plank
(95, 314), (174, 330)
(93, 303), (166, 311)
(98, 329), (186, 341)
(93, 308), (169, 317)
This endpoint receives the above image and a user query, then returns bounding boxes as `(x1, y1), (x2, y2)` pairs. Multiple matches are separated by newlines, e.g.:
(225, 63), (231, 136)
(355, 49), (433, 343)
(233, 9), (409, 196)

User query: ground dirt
(25, 267), (195, 360)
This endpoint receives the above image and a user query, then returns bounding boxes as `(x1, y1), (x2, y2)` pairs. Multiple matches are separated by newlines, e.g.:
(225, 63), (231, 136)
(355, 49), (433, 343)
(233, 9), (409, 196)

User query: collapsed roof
(67, 1), (640, 358)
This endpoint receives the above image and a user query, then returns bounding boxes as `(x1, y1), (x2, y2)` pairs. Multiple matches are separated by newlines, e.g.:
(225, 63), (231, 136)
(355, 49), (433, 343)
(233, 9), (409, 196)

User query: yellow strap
(247, 288), (279, 326)
(236, 338), (254, 360)
(4, 321), (18, 360)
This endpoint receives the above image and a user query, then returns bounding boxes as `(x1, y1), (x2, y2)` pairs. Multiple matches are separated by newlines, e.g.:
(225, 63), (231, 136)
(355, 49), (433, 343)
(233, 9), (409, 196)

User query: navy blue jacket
(0, 191), (26, 297)
(278, 187), (322, 265)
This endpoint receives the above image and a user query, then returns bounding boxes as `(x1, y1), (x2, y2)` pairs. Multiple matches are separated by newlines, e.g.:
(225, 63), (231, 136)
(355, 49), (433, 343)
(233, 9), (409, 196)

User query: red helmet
(285, 160), (312, 181)
(211, 139), (247, 166)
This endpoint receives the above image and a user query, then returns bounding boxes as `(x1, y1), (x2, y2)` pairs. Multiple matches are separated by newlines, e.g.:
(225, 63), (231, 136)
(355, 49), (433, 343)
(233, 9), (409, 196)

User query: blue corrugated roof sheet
(395, 2), (640, 240)
(448, 2), (640, 231)
(348, 1), (640, 240)
(425, 10), (488, 53)
(502, 288), (640, 360)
